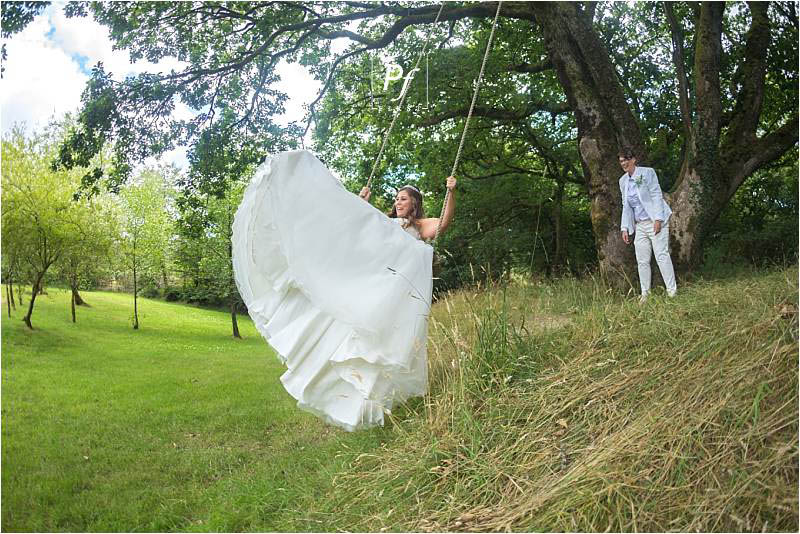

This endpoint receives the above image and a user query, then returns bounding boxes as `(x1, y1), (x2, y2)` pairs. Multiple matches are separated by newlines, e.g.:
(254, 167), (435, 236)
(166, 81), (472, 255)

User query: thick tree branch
(583, 2), (598, 23)
(726, 115), (799, 197)
(509, 59), (553, 74)
(725, 1), (770, 144)
(421, 102), (571, 127)
(664, 2), (694, 147)
(693, 1), (724, 141)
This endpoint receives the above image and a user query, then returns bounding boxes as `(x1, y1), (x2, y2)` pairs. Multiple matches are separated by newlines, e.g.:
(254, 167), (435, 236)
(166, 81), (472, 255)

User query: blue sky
(1, 3), (321, 169)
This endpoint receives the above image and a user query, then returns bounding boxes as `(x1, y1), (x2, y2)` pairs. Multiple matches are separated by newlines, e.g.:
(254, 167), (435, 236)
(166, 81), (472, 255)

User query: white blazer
(619, 166), (672, 235)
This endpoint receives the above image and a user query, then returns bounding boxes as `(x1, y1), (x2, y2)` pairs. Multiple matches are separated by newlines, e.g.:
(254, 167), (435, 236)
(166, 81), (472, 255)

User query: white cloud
(1, 7), (86, 133)
(48, 6), (186, 77)
(1, 4), (189, 167)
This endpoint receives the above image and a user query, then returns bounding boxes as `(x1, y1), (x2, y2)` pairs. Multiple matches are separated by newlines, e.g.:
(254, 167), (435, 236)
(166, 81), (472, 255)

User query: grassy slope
(298, 266), (799, 532)
(2, 289), (388, 532)
(3, 266), (798, 532)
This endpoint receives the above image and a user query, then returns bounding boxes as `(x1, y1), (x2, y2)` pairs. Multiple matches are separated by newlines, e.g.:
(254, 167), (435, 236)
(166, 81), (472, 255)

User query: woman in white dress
(232, 150), (458, 431)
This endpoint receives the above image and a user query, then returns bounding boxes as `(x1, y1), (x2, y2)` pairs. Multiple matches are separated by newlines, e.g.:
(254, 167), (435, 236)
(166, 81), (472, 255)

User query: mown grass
(2, 289), (388, 532)
(298, 265), (799, 532)
(3, 266), (798, 532)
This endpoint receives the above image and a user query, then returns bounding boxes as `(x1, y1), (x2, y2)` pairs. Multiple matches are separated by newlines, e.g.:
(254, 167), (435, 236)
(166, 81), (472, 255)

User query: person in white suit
(618, 147), (677, 301)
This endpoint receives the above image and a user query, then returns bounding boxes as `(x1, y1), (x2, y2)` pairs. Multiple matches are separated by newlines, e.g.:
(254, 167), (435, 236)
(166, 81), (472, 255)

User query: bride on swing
(232, 150), (456, 431)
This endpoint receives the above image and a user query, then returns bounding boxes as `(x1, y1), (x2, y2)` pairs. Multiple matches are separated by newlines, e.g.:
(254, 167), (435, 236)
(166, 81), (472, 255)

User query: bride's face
(394, 191), (413, 218)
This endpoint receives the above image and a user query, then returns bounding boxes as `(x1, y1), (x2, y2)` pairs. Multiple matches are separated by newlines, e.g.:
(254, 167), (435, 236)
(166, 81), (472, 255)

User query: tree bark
(71, 289), (76, 323)
(133, 239), (139, 330)
(551, 176), (566, 272)
(6, 283), (11, 318)
(230, 296), (241, 339)
(664, 2), (694, 146)
(9, 279), (15, 311)
(23, 275), (44, 330)
(71, 286), (85, 306)
(227, 209), (241, 339)
(532, 2), (643, 289)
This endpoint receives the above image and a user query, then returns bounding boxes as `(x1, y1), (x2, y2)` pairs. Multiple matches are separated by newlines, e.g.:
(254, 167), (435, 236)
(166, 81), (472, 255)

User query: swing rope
(434, 0), (503, 244)
(365, 3), (446, 191)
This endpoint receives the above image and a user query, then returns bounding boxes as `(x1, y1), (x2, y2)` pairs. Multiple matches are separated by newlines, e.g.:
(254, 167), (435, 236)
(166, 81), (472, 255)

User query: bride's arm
(419, 177), (457, 240)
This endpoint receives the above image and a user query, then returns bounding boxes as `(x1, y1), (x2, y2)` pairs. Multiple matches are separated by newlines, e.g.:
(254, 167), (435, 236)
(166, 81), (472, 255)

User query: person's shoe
(667, 291), (676, 298)
(638, 294), (648, 305)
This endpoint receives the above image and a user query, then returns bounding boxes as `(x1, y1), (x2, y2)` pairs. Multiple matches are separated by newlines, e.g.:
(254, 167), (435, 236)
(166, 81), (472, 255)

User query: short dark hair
(618, 147), (635, 160)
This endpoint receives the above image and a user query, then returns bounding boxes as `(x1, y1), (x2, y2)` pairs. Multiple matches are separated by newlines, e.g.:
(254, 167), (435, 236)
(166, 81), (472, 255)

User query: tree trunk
(667, 1), (725, 267)
(17, 282), (23, 306)
(227, 209), (241, 339)
(551, 176), (566, 272)
(230, 297), (241, 339)
(532, 2), (643, 289)
(9, 279), (15, 311)
(133, 238), (139, 330)
(71, 289), (77, 323)
(23, 276), (44, 330)
(72, 286), (85, 306)
(133, 266), (139, 330)
(6, 283), (11, 318)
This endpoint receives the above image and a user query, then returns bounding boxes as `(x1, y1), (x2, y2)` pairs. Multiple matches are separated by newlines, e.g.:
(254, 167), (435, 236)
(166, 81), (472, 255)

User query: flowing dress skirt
(232, 150), (433, 431)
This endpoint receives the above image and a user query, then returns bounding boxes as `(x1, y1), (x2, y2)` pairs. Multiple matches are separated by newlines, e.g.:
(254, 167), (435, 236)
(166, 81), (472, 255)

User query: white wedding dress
(232, 150), (433, 431)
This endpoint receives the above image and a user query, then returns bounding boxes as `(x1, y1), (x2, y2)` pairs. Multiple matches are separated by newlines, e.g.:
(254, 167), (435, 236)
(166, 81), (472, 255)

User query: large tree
(173, 124), (256, 338)
(51, 1), (798, 285)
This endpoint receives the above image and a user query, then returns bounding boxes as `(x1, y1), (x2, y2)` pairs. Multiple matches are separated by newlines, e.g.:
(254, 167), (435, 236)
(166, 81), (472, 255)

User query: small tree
(119, 167), (174, 329)
(54, 194), (118, 322)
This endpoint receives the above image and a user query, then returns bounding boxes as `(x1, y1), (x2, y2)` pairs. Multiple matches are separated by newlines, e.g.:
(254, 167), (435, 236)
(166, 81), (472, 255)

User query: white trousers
(634, 220), (677, 296)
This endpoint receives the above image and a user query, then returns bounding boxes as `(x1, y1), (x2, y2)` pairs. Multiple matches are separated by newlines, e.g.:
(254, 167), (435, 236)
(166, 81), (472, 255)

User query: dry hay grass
(320, 267), (798, 532)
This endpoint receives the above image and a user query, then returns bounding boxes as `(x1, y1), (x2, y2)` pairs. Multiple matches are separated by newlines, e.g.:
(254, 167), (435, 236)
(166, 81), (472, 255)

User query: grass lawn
(3, 265), (798, 532)
(2, 288), (387, 532)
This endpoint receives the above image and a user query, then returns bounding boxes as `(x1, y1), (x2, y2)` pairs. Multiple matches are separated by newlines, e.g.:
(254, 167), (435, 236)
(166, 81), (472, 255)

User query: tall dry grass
(299, 266), (798, 532)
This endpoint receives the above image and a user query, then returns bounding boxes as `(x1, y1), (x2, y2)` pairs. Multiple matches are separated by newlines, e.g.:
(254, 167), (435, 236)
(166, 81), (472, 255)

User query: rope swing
(365, 3), (446, 191)
(367, 0), (504, 237)
(434, 1), (503, 243)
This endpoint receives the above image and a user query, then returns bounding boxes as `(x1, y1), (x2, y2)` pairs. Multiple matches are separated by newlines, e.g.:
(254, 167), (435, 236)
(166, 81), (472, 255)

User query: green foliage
(313, 13), (590, 287)
(706, 157), (799, 265)
(1, 121), (115, 327)
(173, 186), (243, 308)
(55, 2), (302, 191)
(27, 1), (797, 283)
(118, 166), (177, 326)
